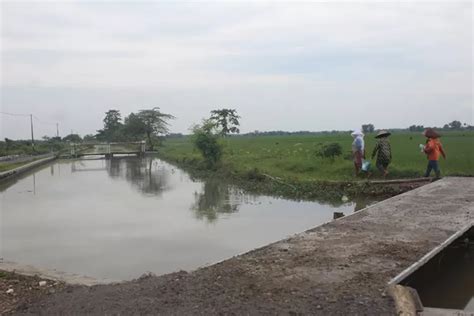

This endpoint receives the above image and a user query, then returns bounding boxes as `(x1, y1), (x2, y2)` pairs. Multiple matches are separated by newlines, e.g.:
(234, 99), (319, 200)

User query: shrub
(246, 168), (265, 181)
(191, 120), (223, 167)
(316, 142), (343, 160)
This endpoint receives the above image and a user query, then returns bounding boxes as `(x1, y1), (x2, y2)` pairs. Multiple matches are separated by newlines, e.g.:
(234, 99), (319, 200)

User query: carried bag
(361, 160), (371, 172)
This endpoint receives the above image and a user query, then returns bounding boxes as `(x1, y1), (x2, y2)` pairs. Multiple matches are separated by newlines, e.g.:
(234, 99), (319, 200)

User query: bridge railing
(70, 141), (146, 156)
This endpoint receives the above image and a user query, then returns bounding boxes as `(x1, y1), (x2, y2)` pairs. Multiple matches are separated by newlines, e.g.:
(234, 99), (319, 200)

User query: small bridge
(69, 141), (146, 158)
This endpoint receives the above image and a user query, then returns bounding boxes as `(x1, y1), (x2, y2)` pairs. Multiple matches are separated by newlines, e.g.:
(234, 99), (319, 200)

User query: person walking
(423, 128), (446, 178)
(351, 130), (365, 175)
(371, 130), (392, 178)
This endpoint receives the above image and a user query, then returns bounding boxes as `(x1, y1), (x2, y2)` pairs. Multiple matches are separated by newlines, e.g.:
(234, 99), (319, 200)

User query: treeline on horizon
(3, 113), (473, 143)
(168, 120), (473, 138)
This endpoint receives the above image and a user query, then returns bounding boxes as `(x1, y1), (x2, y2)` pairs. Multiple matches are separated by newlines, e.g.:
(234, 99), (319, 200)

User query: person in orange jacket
(423, 128), (446, 178)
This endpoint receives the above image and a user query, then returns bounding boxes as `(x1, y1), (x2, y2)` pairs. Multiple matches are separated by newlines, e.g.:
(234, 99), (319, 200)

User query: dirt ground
(0, 271), (65, 314)
(5, 177), (474, 315)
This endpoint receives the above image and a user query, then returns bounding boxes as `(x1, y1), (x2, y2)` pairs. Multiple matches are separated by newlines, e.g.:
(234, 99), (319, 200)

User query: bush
(191, 120), (223, 167)
(316, 142), (343, 160)
(246, 168), (265, 181)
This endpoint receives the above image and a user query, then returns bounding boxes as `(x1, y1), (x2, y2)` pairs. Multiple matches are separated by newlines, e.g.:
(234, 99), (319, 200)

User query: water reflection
(192, 180), (241, 222)
(2, 156), (383, 280)
(106, 157), (170, 196)
(70, 157), (170, 197)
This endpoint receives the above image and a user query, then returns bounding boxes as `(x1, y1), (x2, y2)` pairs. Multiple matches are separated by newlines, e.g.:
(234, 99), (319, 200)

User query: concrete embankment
(12, 177), (473, 315)
(0, 155), (56, 181)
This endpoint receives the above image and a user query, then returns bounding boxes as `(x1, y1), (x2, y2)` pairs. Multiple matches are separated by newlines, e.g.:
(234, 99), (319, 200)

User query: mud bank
(0, 271), (65, 315)
(10, 177), (473, 315)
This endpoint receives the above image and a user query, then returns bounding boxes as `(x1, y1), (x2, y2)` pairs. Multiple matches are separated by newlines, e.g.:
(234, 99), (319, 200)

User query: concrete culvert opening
(392, 225), (474, 314)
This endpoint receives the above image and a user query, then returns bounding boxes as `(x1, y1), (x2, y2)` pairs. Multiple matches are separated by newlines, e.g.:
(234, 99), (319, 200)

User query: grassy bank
(160, 131), (474, 181)
(0, 161), (33, 172)
(158, 131), (473, 200)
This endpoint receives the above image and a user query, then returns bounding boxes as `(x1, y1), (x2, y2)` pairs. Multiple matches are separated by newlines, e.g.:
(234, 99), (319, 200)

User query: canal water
(1, 157), (369, 281)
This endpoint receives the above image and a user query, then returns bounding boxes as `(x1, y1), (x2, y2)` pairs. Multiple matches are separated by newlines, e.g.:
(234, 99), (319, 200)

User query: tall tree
(97, 109), (123, 142)
(210, 109), (240, 136)
(123, 113), (147, 141)
(448, 120), (462, 130)
(103, 110), (122, 131)
(137, 107), (174, 150)
(361, 124), (375, 133)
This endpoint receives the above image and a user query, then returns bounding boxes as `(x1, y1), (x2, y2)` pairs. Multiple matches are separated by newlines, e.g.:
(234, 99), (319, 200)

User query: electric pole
(30, 114), (35, 150)
(56, 123), (59, 138)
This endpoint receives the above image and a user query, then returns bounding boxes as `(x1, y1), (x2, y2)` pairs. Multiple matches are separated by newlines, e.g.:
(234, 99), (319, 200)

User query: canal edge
(0, 155), (57, 182)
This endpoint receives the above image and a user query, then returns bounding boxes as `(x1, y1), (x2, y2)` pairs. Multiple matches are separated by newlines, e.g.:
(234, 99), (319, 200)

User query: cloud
(1, 1), (472, 138)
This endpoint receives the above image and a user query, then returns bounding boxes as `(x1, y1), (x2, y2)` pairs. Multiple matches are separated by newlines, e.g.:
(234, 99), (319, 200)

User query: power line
(0, 111), (30, 117)
(1, 111), (62, 143)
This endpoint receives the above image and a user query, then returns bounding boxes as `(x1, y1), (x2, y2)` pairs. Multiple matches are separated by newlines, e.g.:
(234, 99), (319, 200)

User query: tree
(4, 138), (13, 153)
(63, 134), (82, 143)
(191, 120), (222, 167)
(210, 109), (240, 136)
(409, 125), (424, 132)
(137, 107), (174, 150)
(83, 134), (96, 142)
(103, 109), (122, 131)
(362, 124), (375, 133)
(97, 109), (123, 142)
(123, 113), (147, 141)
(448, 120), (462, 130)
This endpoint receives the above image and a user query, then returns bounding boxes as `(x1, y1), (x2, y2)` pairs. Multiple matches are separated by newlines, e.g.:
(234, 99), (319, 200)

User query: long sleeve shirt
(424, 138), (446, 161)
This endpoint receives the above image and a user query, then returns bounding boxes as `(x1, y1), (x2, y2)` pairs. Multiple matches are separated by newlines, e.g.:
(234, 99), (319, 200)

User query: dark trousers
(425, 160), (440, 178)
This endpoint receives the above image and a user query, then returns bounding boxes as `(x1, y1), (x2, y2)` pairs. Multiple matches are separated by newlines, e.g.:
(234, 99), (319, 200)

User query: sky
(1, 1), (472, 139)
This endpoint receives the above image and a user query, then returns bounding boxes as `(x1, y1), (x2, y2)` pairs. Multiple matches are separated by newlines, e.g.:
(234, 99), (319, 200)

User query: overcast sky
(1, 1), (472, 139)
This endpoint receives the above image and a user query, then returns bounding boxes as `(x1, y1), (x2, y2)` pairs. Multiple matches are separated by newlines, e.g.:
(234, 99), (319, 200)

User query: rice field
(160, 131), (474, 181)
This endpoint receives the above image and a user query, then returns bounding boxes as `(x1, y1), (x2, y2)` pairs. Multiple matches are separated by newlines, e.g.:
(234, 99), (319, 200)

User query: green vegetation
(95, 108), (174, 148)
(0, 161), (33, 172)
(209, 108), (241, 136)
(191, 120), (223, 167)
(0, 139), (65, 157)
(316, 142), (343, 160)
(190, 108), (241, 167)
(160, 131), (474, 182)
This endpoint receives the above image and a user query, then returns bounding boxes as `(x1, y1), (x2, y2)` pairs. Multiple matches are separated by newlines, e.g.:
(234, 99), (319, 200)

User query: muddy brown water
(1, 156), (376, 281)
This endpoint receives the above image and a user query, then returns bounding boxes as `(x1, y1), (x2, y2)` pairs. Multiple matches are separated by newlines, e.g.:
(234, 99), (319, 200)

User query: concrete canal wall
(0, 155), (56, 181)
(11, 177), (473, 315)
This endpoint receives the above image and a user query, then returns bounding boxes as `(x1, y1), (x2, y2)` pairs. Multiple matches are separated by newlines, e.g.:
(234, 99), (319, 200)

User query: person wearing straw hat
(351, 130), (365, 175)
(423, 128), (446, 178)
(371, 130), (392, 178)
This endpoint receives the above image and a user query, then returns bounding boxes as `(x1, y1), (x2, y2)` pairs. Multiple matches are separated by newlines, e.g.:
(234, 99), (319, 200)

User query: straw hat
(375, 130), (391, 138)
(423, 128), (440, 138)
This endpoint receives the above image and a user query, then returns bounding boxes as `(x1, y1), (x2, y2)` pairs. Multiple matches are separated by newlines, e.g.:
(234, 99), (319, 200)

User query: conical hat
(423, 128), (440, 138)
(375, 130), (391, 138)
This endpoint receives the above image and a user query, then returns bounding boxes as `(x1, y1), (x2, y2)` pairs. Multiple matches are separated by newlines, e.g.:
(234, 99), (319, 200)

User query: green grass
(160, 131), (474, 182)
(0, 161), (32, 172)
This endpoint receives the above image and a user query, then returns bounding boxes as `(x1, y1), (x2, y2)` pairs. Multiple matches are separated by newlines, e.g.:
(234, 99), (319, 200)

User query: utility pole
(30, 114), (35, 150)
(56, 123), (59, 138)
